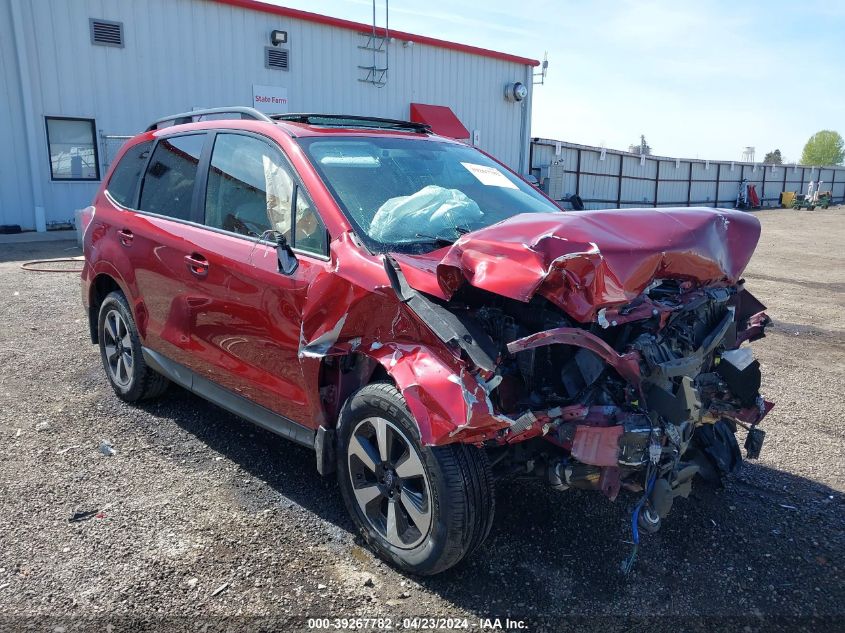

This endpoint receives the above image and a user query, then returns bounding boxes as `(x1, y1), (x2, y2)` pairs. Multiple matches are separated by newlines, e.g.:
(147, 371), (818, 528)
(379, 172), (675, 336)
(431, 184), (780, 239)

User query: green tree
(763, 149), (783, 165)
(800, 130), (844, 165)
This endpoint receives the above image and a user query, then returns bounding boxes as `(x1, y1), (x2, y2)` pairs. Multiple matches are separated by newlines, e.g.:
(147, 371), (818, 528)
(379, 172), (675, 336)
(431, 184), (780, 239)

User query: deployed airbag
(369, 185), (483, 243)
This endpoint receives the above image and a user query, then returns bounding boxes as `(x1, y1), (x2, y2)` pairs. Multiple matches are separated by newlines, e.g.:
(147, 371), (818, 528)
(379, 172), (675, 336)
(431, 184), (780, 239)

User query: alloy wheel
(102, 309), (134, 388)
(347, 416), (432, 549)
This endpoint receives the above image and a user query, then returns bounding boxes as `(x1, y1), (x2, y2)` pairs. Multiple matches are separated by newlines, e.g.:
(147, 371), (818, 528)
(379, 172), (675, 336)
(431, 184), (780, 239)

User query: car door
(185, 131), (331, 425)
(116, 133), (211, 369)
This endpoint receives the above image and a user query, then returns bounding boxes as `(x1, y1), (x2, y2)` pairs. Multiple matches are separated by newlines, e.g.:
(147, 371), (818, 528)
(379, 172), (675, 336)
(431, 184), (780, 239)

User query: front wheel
(336, 383), (494, 575)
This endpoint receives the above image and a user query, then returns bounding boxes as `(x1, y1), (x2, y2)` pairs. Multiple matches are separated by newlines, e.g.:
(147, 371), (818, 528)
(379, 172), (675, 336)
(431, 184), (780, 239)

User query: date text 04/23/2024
(307, 617), (528, 630)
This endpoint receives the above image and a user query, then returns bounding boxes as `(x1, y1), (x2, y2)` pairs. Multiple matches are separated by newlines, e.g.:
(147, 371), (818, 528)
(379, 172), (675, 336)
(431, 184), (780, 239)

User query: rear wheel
(336, 383), (494, 575)
(98, 291), (169, 402)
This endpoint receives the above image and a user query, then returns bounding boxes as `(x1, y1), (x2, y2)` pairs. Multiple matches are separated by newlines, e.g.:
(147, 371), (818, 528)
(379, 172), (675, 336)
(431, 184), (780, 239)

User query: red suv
(81, 108), (772, 575)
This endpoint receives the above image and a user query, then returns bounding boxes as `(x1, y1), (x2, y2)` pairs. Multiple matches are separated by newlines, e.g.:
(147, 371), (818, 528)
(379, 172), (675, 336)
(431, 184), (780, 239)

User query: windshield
(297, 136), (562, 253)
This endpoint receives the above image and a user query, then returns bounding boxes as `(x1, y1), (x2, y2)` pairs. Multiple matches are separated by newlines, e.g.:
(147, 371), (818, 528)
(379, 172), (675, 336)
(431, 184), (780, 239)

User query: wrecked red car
(81, 108), (771, 575)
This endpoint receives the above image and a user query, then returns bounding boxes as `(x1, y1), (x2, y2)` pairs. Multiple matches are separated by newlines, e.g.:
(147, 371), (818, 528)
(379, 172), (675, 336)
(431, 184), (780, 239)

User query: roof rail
(146, 107), (273, 132)
(272, 113), (431, 134)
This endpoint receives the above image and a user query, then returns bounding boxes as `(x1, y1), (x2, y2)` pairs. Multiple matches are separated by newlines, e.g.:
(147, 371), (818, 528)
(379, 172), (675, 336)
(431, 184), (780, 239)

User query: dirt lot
(0, 208), (843, 632)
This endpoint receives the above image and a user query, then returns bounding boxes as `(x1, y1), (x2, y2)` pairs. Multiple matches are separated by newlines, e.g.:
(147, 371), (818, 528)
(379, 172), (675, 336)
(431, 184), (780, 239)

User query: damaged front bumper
(488, 284), (773, 529)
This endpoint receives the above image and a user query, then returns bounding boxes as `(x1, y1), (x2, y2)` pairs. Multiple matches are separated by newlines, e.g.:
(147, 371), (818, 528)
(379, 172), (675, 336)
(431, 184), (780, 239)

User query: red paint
(571, 425), (624, 467)
(213, 0), (540, 67)
(394, 207), (762, 323)
(409, 103), (470, 140)
(507, 327), (644, 387)
(82, 117), (769, 452)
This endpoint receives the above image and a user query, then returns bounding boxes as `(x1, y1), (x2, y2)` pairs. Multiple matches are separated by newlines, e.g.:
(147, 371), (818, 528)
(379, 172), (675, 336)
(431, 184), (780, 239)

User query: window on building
(45, 117), (100, 181)
(105, 141), (153, 208)
(138, 134), (205, 220)
(204, 133), (293, 238)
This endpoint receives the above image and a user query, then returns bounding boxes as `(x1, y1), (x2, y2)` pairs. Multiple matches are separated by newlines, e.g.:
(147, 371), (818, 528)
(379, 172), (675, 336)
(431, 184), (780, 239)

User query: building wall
(1, 0), (532, 230)
(532, 138), (845, 210)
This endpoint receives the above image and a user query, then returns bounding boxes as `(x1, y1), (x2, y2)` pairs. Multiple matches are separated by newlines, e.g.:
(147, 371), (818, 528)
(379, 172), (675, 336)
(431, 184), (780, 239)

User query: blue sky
(269, 0), (843, 163)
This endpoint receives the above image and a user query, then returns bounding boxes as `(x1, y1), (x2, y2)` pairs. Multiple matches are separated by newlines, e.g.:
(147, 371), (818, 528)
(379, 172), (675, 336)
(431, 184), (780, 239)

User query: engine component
(547, 459), (602, 491)
(744, 427), (766, 459)
(693, 419), (742, 479)
(716, 353), (762, 407)
(617, 416), (659, 467)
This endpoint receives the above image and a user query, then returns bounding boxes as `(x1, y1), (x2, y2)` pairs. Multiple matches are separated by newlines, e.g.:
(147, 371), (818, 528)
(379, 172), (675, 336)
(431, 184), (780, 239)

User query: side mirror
(276, 234), (298, 275)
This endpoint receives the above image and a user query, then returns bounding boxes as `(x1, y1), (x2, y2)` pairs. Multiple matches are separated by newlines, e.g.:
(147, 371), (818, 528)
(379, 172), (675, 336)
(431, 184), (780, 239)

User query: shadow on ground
(139, 386), (844, 619)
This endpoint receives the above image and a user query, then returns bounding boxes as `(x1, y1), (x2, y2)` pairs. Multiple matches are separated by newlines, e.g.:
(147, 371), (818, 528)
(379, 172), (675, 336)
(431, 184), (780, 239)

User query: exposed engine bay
(442, 276), (772, 544)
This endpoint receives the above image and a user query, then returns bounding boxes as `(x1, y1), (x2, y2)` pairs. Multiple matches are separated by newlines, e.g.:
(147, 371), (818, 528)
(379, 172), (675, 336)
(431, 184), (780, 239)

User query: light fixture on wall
(270, 30), (288, 46)
(504, 82), (527, 102)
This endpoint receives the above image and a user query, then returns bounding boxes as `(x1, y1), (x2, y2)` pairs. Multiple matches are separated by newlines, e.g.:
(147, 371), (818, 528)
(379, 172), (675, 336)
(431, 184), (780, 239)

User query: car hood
(390, 207), (762, 322)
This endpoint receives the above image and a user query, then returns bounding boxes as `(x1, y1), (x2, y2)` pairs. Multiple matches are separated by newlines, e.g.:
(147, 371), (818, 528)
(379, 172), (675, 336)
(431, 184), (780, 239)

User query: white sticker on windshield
(461, 162), (519, 189)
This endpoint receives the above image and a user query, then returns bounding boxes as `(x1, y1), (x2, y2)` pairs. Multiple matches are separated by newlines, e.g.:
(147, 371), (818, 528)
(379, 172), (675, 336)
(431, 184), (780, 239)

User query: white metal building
(1, 0), (539, 232)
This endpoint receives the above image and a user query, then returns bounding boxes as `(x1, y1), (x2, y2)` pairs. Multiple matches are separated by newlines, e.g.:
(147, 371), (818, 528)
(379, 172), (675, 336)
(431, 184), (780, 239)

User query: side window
(204, 133), (293, 238)
(138, 134), (205, 220)
(106, 140), (152, 208)
(293, 188), (327, 256)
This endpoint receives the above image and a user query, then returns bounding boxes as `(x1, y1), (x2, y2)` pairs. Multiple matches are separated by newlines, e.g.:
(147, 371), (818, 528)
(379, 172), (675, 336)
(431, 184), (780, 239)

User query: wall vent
(90, 19), (124, 47)
(265, 47), (289, 70)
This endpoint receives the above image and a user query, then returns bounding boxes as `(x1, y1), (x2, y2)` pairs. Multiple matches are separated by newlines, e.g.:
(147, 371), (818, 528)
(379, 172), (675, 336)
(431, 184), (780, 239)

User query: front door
(185, 132), (330, 426)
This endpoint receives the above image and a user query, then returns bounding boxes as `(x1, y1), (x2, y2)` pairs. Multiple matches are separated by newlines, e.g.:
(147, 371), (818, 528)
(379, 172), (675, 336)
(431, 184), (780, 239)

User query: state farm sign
(252, 85), (289, 114)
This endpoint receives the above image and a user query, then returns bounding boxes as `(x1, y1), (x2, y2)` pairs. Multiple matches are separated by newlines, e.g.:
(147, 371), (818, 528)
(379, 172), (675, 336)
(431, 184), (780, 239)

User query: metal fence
(99, 132), (133, 171)
(530, 138), (845, 210)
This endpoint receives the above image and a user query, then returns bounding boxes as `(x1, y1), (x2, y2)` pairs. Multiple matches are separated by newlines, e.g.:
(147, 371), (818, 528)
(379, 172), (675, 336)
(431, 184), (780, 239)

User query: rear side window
(106, 140), (152, 208)
(139, 134), (205, 220)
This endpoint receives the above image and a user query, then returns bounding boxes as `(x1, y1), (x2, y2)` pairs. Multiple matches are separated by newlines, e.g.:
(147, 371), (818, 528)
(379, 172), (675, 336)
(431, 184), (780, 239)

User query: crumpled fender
(295, 232), (510, 444)
(364, 343), (510, 446)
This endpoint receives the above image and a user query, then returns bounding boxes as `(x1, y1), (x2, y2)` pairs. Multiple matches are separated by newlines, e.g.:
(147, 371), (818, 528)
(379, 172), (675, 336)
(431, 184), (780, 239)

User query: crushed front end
(475, 280), (772, 518)
(382, 208), (772, 564)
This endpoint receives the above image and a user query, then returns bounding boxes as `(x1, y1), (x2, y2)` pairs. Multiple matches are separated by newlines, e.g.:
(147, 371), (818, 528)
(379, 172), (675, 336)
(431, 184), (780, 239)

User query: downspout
(10, 0), (46, 232)
(518, 63), (533, 175)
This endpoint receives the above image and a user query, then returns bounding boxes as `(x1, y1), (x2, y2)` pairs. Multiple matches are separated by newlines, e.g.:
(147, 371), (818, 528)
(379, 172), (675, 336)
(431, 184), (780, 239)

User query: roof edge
(212, 0), (541, 67)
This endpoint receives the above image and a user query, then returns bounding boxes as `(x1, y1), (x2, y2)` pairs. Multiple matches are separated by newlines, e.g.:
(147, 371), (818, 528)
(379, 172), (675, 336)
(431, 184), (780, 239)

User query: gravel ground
(0, 208), (843, 632)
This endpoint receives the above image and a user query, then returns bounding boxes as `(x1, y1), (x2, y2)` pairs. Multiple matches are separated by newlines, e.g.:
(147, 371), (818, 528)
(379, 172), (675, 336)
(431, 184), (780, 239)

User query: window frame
(104, 139), (154, 210)
(45, 116), (101, 182)
(196, 129), (330, 260)
(136, 131), (210, 223)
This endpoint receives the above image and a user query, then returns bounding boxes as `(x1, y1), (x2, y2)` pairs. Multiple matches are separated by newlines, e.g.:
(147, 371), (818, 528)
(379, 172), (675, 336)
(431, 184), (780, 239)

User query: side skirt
(142, 347), (315, 449)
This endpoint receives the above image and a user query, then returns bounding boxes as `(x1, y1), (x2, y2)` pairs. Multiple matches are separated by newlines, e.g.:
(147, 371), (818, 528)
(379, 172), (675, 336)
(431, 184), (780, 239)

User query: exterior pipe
(10, 0), (46, 232)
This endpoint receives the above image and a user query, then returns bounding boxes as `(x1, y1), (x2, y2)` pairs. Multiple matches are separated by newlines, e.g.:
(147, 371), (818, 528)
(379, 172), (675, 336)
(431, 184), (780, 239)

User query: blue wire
(631, 471), (657, 546)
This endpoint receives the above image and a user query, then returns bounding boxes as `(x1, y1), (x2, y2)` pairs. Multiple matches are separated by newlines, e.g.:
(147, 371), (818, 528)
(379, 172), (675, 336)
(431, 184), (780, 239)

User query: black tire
(336, 382), (495, 575)
(97, 291), (169, 402)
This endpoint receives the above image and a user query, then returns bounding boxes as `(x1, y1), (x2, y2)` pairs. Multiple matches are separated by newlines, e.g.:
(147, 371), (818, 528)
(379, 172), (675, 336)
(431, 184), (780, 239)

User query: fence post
(782, 165), (787, 204)
(686, 162), (692, 206)
(761, 164), (767, 206)
(653, 159), (659, 207)
(575, 149), (581, 198)
(714, 163), (721, 208)
(616, 154), (623, 208)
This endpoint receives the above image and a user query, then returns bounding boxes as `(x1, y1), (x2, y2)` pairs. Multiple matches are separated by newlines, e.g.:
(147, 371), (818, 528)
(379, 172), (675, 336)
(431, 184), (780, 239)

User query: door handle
(117, 228), (133, 246)
(184, 253), (209, 277)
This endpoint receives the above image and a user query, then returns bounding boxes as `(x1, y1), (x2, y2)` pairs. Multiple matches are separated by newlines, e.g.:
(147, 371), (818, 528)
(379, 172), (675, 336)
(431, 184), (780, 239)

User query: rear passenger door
(125, 133), (211, 367)
(185, 131), (330, 425)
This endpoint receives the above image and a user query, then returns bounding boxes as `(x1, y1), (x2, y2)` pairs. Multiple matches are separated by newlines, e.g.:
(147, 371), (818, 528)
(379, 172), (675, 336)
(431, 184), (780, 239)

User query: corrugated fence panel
(657, 180), (687, 205)
(531, 138), (845, 210)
